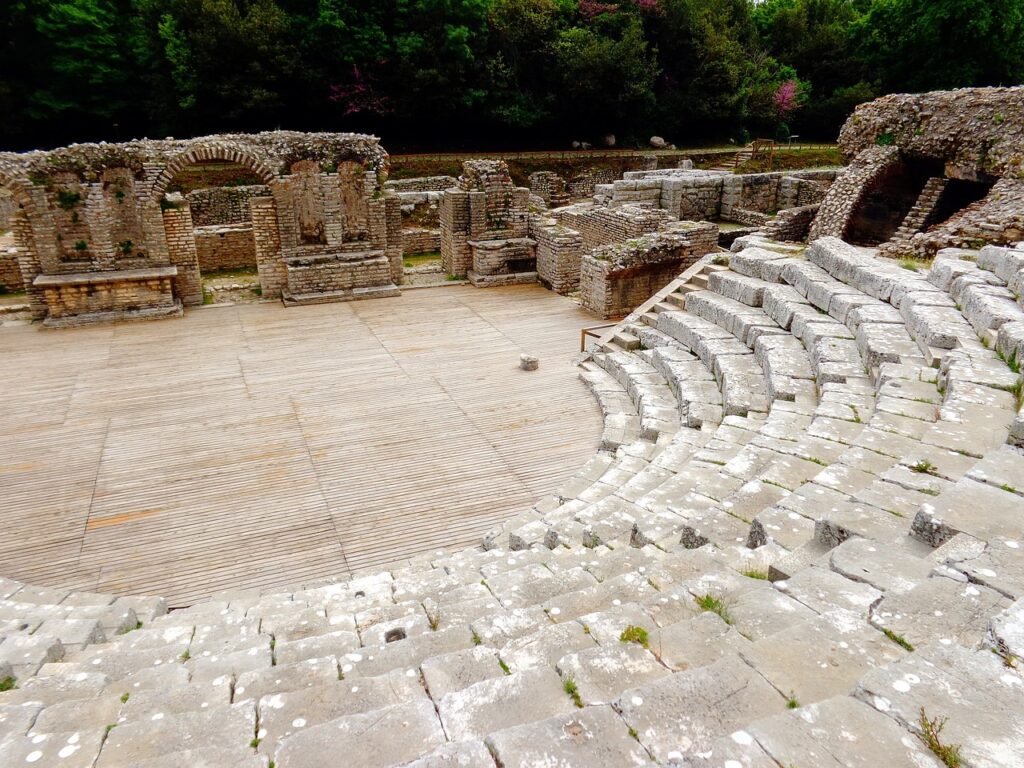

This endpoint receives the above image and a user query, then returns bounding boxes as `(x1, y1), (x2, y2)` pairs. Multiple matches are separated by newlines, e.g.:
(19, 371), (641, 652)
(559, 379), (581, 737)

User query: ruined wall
(0, 253), (23, 291)
(440, 160), (533, 281)
(808, 146), (901, 240)
(195, 224), (257, 271)
(186, 186), (270, 226)
(838, 87), (1024, 180)
(580, 222), (718, 318)
(907, 178), (1024, 257)
(810, 87), (1024, 256)
(0, 131), (397, 323)
(402, 228), (441, 255)
(531, 215), (584, 295)
(553, 204), (674, 253)
(384, 177), (457, 193)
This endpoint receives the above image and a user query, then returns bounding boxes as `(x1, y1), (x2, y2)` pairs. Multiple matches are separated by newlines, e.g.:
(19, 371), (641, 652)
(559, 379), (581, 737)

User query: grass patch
(446, 274), (463, 281)
(120, 692), (130, 704)
(695, 594), (732, 624)
(202, 289), (215, 305)
(741, 569), (769, 580)
(250, 738), (261, 749)
(498, 658), (512, 675)
(403, 251), (441, 269)
(910, 458), (938, 475)
(563, 676), (584, 708)
(471, 630), (482, 646)
(628, 726), (639, 741)
(786, 692), (800, 709)
(180, 649), (191, 661)
(881, 627), (914, 651)
(919, 709), (963, 767)
(0, 676), (15, 692)
(1000, 483), (1018, 494)
(900, 259), (920, 272)
(619, 625), (650, 648)
(733, 147), (844, 174)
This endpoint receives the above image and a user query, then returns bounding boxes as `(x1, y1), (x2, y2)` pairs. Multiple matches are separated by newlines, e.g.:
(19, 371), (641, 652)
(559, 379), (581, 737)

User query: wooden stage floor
(0, 285), (602, 606)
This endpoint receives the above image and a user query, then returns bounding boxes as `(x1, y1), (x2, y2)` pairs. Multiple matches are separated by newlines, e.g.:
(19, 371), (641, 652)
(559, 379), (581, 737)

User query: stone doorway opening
(161, 159), (269, 306)
(843, 158), (943, 246)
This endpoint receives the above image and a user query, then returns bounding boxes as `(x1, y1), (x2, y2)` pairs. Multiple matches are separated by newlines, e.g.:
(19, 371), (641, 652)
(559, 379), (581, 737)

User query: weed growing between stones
(498, 659), (511, 675)
(620, 625), (649, 648)
(741, 570), (769, 580)
(881, 627), (914, 651)
(563, 676), (583, 708)
(694, 594), (732, 624)
(786, 692), (800, 709)
(919, 709), (963, 768)
(471, 630), (482, 645)
(910, 459), (938, 475)
(0, 676), (15, 691)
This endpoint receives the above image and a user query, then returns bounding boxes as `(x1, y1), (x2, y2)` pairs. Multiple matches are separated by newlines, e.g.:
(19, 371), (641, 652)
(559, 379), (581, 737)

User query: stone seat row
(2, 236), (1024, 766)
(3, 526), (1021, 766)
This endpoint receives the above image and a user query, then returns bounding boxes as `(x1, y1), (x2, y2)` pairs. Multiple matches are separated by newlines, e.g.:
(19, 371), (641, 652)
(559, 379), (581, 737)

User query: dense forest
(2, 0), (1022, 151)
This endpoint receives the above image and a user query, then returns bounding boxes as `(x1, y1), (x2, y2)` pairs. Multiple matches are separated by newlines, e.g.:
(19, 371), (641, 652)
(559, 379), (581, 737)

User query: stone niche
(580, 221), (718, 318)
(0, 131), (405, 325)
(440, 160), (537, 286)
(810, 87), (1024, 257)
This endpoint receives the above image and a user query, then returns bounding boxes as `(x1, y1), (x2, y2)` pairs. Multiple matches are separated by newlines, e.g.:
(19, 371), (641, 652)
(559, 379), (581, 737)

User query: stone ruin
(440, 160), (536, 286)
(811, 86), (1024, 258)
(1, 88), (1024, 767)
(384, 176), (456, 257)
(0, 132), (404, 325)
(579, 221), (718, 318)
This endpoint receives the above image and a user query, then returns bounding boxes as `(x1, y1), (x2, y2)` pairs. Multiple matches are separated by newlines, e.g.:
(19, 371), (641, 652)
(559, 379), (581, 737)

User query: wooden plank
(0, 285), (602, 606)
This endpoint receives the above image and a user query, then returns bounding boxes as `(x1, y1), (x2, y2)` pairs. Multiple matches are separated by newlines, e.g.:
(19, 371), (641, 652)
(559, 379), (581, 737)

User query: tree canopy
(1, 0), (1021, 150)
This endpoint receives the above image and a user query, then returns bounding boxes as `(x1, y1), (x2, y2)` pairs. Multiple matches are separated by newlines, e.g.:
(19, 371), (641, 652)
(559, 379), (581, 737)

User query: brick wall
(162, 203), (203, 307)
(285, 252), (391, 296)
(195, 224), (257, 271)
(553, 204), (673, 252)
(531, 215), (583, 294)
(186, 186), (270, 226)
(580, 222), (718, 318)
(0, 250), (24, 291)
(403, 228), (441, 255)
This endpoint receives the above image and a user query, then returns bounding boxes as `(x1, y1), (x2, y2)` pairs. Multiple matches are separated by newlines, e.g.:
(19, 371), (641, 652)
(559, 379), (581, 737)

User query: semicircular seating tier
(2, 229), (1023, 767)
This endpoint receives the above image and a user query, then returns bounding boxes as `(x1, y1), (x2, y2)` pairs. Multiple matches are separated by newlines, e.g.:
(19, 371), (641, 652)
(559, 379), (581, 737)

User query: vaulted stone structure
(810, 87), (1024, 256)
(0, 132), (403, 326)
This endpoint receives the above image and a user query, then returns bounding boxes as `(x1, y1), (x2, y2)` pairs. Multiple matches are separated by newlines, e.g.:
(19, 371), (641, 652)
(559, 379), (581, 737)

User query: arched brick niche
(0, 132), (404, 326)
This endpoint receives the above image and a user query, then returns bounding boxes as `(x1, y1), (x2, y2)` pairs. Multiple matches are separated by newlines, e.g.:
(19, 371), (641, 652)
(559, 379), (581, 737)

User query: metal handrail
(580, 323), (617, 353)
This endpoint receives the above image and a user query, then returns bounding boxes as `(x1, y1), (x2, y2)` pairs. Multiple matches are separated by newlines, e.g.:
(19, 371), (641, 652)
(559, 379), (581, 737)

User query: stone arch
(150, 144), (277, 204)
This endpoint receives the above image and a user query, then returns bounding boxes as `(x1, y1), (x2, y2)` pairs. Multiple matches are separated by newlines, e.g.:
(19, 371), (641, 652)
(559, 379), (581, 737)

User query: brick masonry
(0, 132), (402, 324)
(580, 222), (718, 318)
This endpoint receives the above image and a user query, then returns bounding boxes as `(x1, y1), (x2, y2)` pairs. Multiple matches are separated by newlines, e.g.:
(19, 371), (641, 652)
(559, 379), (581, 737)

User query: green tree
(858, 0), (1024, 92)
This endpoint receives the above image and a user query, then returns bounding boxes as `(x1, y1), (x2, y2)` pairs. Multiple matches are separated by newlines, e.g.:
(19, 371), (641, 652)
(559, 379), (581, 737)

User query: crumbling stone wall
(530, 215), (583, 294)
(402, 228), (441, 255)
(839, 87), (1024, 180)
(440, 160), (534, 283)
(907, 178), (1024, 257)
(553, 204), (673, 253)
(0, 252), (23, 291)
(759, 204), (820, 243)
(384, 177), (457, 194)
(808, 146), (901, 241)
(580, 221), (718, 318)
(602, 168), (835, 224)
(186, 186), (270, 227)
(195, 224), (257, 271)
(0, 131), (402, 324)
(529, 172), (569, 208)
(810, 87), (1024, 256)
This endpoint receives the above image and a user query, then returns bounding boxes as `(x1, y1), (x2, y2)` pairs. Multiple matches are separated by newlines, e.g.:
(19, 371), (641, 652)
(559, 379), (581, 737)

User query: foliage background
(1, 0), (1022, 150)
